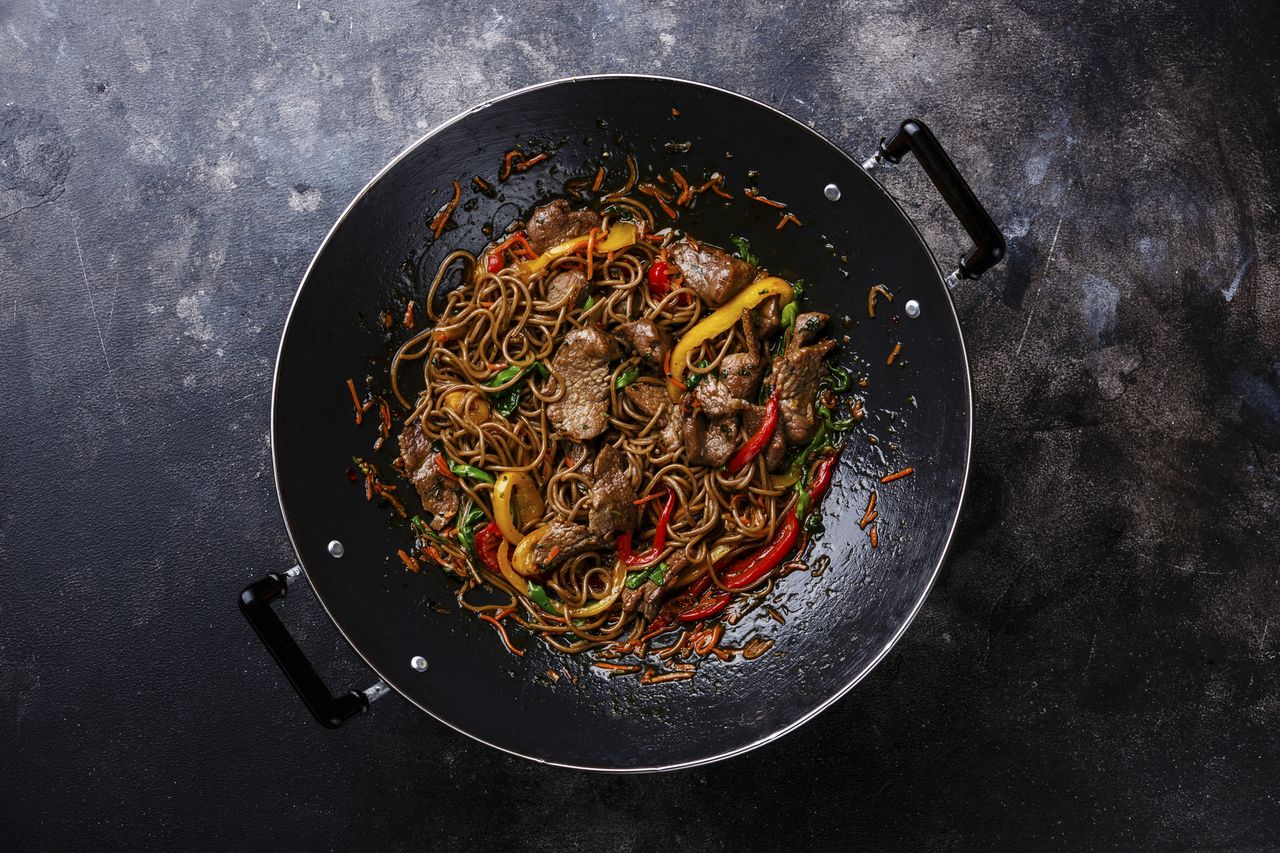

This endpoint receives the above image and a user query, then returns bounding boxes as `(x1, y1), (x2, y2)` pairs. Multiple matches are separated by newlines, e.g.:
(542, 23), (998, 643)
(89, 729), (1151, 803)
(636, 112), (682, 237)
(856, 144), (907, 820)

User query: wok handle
(239, 567), (389, 728)
(865, 118), (1006, 286)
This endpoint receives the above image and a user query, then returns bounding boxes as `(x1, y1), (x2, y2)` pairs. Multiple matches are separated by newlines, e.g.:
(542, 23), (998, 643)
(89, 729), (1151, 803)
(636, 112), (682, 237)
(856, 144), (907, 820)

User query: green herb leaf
(526, 582), (560, 613)
(824, 364), (852, 392)
(625, 570), (648, 589)
(447, 457), (496, 484)
(730, 235), (759, 266)
(456, 498), (487, 558)
(491, 385), (522, 417)
(582, 295), (596, 311)
(616, 366), (641, 390)
(533, 360), (551, 379)
(804, 511), (825, 534)
(685, 359), (712, 389)
(792, 278), (806, 297)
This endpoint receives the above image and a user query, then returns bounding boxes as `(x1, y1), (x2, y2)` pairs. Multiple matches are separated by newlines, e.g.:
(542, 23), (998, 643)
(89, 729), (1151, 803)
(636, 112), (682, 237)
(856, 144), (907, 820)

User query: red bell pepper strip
(678, 590), (730, 622)
(722, 453), (840, 591)
(721, 513), (801, 592)
(726, 387), (780, 473)
(616, 488), (677, 567)
(486, 251), (504, 274)
(473, 522), (503, 571)
(647, 260), (670, 295)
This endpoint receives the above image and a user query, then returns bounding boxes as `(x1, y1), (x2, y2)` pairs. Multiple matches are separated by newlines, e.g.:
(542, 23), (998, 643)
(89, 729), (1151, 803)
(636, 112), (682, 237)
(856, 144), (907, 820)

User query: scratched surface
(2, 1), (1279, 849)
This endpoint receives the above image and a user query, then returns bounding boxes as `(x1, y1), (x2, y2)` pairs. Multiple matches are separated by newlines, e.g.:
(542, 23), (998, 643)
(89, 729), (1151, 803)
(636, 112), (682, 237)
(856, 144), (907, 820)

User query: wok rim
(268, 73), (975, 772)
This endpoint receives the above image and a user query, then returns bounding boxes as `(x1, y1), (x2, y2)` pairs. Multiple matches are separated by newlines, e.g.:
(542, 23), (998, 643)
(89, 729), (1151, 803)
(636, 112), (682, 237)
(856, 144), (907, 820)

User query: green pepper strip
(447, 457), (496, 484)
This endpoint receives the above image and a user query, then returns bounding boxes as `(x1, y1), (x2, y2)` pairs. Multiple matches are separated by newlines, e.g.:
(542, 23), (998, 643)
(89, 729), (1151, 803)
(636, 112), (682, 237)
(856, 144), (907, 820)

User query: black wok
(240, 75), (1004, 771)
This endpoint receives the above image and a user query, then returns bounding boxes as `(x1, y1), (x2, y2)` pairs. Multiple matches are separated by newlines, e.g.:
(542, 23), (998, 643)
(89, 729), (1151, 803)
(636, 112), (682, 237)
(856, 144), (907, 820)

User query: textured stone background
(2, 0), (1278, 849)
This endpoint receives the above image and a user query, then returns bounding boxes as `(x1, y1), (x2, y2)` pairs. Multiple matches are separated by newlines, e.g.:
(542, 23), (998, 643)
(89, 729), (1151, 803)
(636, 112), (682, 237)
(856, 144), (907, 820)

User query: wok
(240, 75), (1004, 771)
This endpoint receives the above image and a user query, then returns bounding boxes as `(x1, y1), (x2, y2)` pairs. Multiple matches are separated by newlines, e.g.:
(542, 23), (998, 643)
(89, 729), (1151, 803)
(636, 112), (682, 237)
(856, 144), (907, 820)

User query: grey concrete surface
(2, 0), (1278, 849)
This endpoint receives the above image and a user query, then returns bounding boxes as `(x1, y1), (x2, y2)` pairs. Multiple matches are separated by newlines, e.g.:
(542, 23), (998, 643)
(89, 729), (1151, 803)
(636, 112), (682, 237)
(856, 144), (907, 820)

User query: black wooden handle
(239, 572), (370, 728)
(876, 118), (1006, 280)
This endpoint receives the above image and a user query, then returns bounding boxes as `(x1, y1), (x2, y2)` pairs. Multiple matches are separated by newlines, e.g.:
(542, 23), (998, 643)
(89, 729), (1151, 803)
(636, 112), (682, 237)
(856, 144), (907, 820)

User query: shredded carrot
(430, 180), (461, 238)
(633, 492), (665, 506)
(472, 175), (495, 196)
(546, 546), (561, 562)
(346, 378), (363, 425)
(591, 166), (605, 192)
(638, 182), (678, 219)
(868, 284), (893, 318)
(880, 466), (914, 484)
(640, 668), (695, 684)
(887, 342), (902, 365)
(479, 613), (525, 657)
(397, 549), (420, 573)
(777, 212), (803, 230)
(745, 188), (787, 209)
(671, 169), (692, 206)
(592, 661), (641, 673)
(378, 399), (392, 438)
(655, 173), (667, 185)
(654, 632), (688, 659)
(364, 472), (374, 502)
(546, 668), (560, 682)
(869, 525), (879, 548)
(499, 149), (521, 181)
(585, 227), (597, 280)
(514, 151), (550, 172)
(403, 300), (416, 329)
(859, 490), (878, 529)
(765, 606), (786, 625)
(381, 311), (394, 329)
(743, 638), (775, 660)
(671, 107), (680, 117)
(692, 623), (724, 656)
(695, 172), (732, 199)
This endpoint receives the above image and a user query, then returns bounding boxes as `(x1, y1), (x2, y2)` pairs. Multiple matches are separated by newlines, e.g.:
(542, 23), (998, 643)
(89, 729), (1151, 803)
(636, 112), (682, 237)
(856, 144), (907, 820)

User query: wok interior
(273, 78), (969, 768)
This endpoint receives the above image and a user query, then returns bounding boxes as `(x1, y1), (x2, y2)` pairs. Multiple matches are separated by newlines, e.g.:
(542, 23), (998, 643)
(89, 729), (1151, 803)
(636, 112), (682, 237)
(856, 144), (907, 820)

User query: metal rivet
(823, 183), (842, 202)
(905, 300), (921, 318)
(411, 656), (428, 672)
(327, 540), (344, 558)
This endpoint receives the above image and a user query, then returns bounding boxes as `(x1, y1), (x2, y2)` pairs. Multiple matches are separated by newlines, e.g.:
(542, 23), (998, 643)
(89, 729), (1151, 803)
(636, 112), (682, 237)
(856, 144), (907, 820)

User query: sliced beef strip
(792, 311), (830, 347)
(669, 238), (758, 307)
(720, 309), (764, 402)
(693, 375), (747, 417)
(547, 326), (622, 440)
(775, 338), (837, 445)
(755, 296), (782, 338)
(526, 199), (601, 254)
(615, 318), (672, 368)
(532, 520), (607, 571)
(621, 555), (686, 620)
(742, 403), (789, 472)
(588, 444), (636, 539)
(545, 269), (587, 307)
(398, 424), (460, 528)
(682, 408), (739, 467)
(624, 383), (683, 453)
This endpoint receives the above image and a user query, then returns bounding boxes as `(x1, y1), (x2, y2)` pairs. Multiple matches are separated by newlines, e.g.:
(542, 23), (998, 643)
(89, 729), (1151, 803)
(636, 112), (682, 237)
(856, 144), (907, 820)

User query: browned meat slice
(615, 318), (672, 368)
(588, 444), (635, 539)
(621, 555), (685, 620)
(397, 424), (459, 528)
(532, 520), (606, 571)
(682, 409), (739, 467)
(742, 403), (789, 472)
(756, 296), (782, 338)
(547, 327), (622, 440)
(624, 382), (683, 453)
(525, 199), (601, 254)
(775, 338), (837, 445)
(669, 238), (757, 307)
(545, 269), (587, 307)
(693, 375), (746, 417)
(720, 310), (764, 401)
(792, 311), (829, 347)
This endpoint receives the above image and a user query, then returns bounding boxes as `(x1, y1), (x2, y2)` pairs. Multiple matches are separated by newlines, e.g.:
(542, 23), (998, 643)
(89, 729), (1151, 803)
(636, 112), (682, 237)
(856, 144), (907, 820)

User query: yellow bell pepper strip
(518, 221), (638, 277)
(666, 276), (795, 400)
(492, 471), (545, 545)
(502, 532), (628, 618)
(510, 523), (551, 577)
